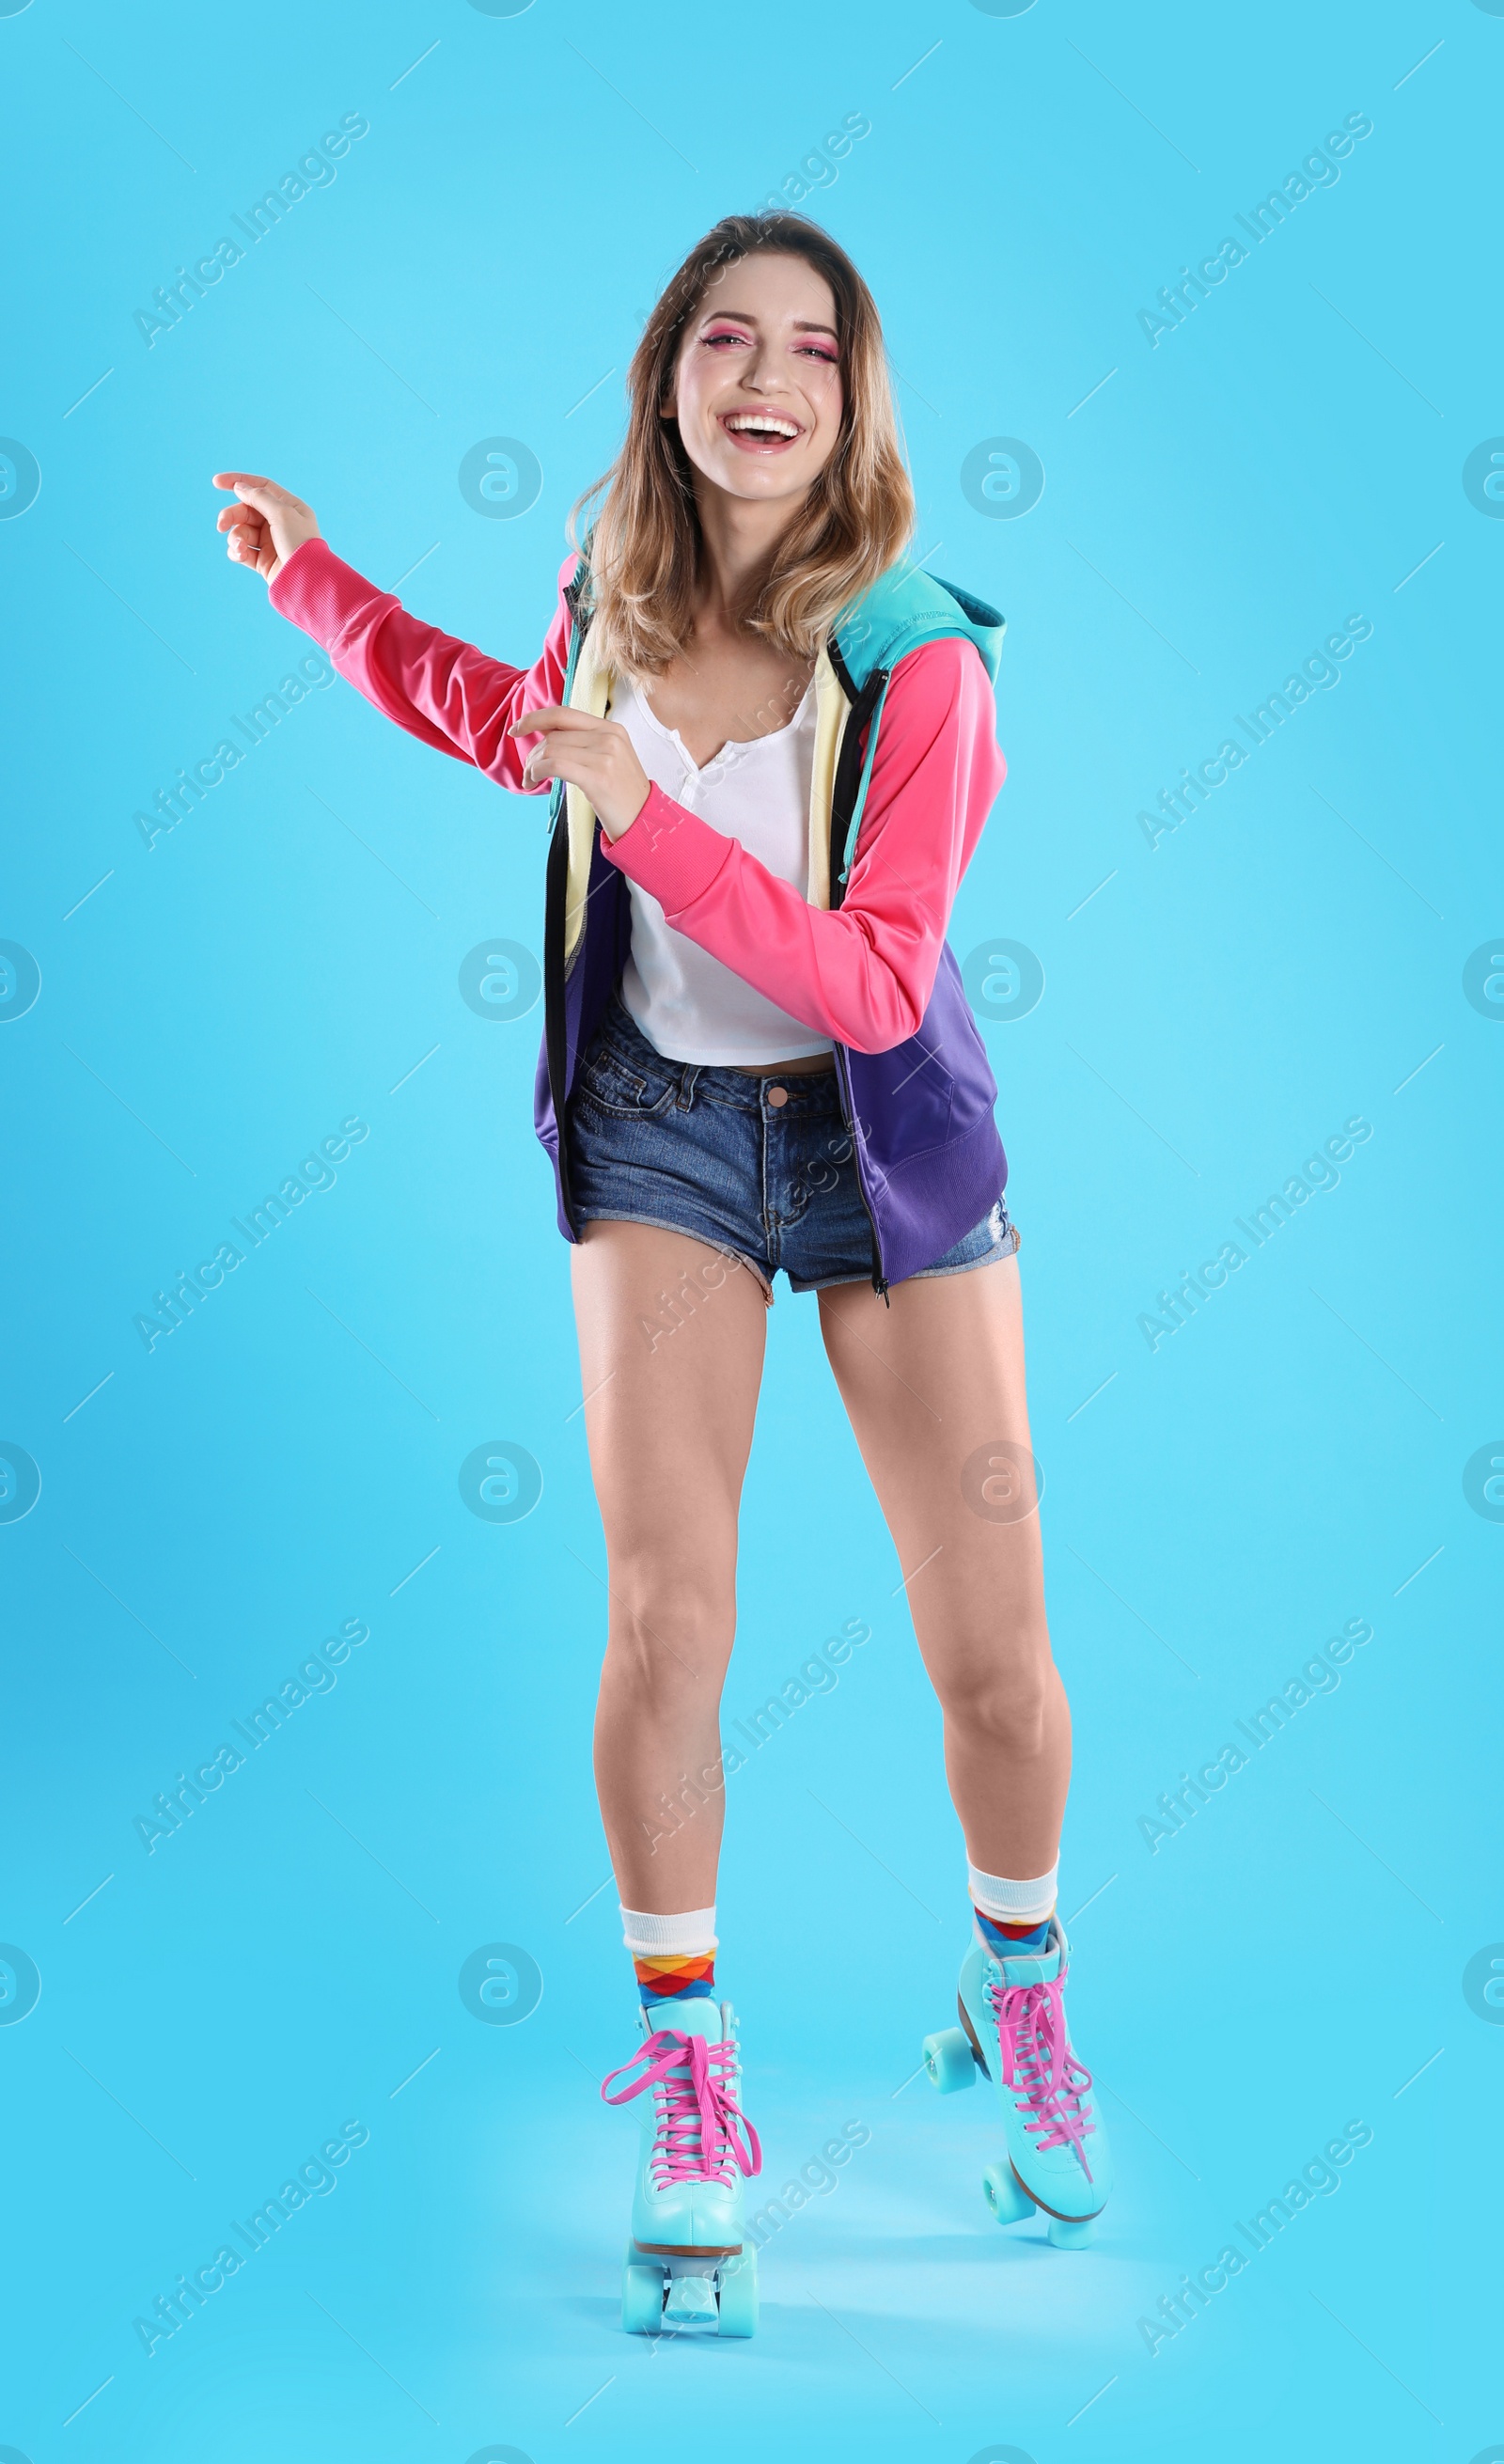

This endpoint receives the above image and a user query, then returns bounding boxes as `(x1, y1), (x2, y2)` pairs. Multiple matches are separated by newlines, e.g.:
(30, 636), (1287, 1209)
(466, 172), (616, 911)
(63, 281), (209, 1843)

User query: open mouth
(717, 410), (803, 455)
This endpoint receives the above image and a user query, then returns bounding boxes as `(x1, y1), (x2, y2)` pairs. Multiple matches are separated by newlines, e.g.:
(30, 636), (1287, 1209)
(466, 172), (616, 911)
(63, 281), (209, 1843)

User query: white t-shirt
(608, 669), (836, 1067)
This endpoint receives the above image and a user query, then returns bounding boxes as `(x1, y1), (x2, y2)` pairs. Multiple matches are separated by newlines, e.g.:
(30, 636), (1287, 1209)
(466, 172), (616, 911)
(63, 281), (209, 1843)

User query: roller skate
(601, 1997), (762, 2336)
(921, 1915), (1111, 2247)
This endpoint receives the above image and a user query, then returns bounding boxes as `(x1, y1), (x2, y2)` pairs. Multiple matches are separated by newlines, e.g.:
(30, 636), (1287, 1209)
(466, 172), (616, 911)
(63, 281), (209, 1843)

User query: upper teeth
(725, 414), (799, 437)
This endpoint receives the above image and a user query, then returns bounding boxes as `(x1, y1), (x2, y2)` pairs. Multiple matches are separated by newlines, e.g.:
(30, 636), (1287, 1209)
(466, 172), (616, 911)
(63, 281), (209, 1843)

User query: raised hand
(212, 471), (321, 586)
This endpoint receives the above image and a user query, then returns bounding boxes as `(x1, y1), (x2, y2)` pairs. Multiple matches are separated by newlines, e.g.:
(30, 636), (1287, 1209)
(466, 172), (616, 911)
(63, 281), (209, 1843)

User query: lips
(717, 410), (804, 455)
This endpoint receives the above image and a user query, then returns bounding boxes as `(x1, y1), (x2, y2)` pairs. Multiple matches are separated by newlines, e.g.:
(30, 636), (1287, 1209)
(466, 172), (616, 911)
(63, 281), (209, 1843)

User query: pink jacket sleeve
(267, 541), (1007, 1057)
(266, 536), (574, 793)
(600, 636), (1007, 1054)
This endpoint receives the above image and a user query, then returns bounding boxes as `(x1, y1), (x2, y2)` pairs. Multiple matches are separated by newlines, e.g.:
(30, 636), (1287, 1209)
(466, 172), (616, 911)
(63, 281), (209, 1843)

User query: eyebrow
(698, 311), (839, 338)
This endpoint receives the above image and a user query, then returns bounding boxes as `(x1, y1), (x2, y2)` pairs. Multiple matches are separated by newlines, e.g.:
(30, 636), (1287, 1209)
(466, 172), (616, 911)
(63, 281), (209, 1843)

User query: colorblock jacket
(268, 538), (1010, 1295)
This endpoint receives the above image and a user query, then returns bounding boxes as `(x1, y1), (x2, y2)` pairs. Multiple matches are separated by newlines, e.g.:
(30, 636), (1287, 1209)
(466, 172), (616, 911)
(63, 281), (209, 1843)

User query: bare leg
(817, 1253), (1069, 1877)
(570, 1221), (770, 1912)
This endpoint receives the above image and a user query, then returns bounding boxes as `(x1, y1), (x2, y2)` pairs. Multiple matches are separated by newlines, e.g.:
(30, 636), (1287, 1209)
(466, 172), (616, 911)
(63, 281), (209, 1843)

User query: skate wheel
(1046, 2215), (1097, 2251)
(921, 2025), (979, 2094)
(980, 2161), (1035, 2226)
(664, 2271), (718, 2328)
(622, 2260), (666, 2334)
(716, 2247), (758, 2338)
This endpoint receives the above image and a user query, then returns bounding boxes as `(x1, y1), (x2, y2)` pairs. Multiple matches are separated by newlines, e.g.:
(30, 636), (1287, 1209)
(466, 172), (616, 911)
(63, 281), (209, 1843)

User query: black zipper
(828, 664), (888, 899)
(542, 784), (577, 1234)
(826, 657), (892, 1304)
(543, 578), (592, 1236)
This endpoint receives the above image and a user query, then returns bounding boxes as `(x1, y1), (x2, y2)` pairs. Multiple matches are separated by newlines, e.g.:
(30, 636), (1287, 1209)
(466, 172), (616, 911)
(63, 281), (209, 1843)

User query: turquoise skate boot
(921, 1916), (1111, 2248)
(601, 1997), (762, 2335)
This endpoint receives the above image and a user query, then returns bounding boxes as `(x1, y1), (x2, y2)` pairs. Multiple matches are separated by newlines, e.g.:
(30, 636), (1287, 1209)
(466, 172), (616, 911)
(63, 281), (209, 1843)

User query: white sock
(619, 1904), (717, 1956)
(967, 1861), (1058, 1928)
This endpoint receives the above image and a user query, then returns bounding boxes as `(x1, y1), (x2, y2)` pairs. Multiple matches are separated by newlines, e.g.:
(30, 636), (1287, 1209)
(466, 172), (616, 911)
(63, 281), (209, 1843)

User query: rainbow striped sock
(972, 1903), (1052, 1956)
(632, 1949), (716, 2009)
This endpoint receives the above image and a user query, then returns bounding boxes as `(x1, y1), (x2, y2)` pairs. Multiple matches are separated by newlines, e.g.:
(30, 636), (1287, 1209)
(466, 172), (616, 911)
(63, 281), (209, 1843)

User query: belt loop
(678, 1062), (699, 1109)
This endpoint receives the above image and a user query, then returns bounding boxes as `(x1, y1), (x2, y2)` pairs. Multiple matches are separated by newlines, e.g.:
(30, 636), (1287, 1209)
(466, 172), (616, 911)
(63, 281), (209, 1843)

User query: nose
(738, 334), (781, 393)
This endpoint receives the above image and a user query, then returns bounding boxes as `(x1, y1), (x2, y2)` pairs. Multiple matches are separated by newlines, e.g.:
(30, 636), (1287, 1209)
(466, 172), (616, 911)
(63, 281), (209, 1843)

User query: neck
(689, 475), (806, 636)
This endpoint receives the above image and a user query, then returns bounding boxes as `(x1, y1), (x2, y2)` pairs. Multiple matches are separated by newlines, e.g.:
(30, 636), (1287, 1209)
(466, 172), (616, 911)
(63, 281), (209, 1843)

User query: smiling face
(662, 250), (845, 513)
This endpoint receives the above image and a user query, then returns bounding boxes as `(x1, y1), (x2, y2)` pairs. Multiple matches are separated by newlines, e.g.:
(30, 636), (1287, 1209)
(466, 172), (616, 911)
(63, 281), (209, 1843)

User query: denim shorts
(564, 985), (1019, 1303)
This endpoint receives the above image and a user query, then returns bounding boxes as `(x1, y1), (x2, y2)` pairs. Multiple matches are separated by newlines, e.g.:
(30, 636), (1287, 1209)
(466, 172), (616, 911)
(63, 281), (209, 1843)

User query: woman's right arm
(211, 470), (571, 794)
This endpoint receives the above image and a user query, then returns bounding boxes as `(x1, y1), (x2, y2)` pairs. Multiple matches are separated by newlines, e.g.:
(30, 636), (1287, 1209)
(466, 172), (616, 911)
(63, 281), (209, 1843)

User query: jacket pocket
(886, 1046), (954, 1160)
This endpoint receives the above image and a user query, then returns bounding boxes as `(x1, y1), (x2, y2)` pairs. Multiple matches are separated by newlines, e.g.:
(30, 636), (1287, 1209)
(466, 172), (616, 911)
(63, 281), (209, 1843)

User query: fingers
(521, 742), (582, 787)
(223, 520), (272, 573)
(519, 741), (619, 789)
(212, 471), (275, 507)
(211, 470), (307, 516)
(508, 704), (609, 737)
(212, 469), (280, 498)
(510, 705), (619, 795)
(212, 477), (268, 563)
(219, 506), (266, 554)
(518, 730), (650, 836)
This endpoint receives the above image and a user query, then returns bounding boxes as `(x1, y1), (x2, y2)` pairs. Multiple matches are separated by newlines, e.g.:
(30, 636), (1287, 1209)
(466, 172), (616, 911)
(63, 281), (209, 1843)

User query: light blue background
(1, 2), (1498, 2457)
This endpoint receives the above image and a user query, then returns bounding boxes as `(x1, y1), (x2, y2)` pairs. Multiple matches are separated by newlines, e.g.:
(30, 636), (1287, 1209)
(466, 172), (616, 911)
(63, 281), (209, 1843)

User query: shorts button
(766, 1085), (789, 1107)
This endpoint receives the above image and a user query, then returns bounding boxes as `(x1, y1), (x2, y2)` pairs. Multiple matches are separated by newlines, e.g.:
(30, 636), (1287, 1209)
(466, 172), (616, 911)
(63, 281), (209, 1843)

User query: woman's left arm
(574, 638), (1006, 1054)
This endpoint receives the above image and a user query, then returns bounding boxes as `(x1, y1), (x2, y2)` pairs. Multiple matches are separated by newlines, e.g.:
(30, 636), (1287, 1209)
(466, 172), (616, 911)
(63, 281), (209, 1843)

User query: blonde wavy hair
(569, 214), (915, 676)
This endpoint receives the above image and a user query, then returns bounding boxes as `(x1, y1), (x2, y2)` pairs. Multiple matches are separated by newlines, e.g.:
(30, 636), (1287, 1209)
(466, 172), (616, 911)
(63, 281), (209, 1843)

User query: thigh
(570, 1218), (770, 1577)
(816, 1253), (1045, 1669)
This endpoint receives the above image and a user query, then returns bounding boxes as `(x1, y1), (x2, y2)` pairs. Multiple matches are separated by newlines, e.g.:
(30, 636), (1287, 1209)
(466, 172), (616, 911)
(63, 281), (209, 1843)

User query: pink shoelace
(988, 1967), (1098, 2182)
(602, 2025), (763, 2188)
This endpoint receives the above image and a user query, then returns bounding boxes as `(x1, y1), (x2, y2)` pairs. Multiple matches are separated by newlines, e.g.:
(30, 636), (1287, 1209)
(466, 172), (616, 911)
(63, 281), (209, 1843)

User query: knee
(938, 1644), (1056, 1761)
(602, 1553), (734, 1700)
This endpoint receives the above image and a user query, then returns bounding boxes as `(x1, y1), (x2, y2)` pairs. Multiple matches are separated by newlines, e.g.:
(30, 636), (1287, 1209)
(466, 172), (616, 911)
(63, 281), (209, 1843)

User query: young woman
(212, 212), (1109, 2338)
